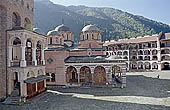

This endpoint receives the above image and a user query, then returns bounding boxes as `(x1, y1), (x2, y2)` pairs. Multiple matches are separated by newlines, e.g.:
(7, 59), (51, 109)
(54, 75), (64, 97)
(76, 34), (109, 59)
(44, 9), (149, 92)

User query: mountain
(34, 0), (170, 41)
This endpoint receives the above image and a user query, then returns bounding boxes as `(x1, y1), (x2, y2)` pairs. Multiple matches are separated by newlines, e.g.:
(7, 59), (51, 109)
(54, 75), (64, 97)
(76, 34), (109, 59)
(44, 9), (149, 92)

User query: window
(21, 0), (24, 6)
(12, 12), (21, 27)
(83, 35), (85, 40)
(50, 37), (52, 44)
(27, 4), (30, 9)
(67, 34), (69, 40)
(24, 18), (31, 30)
(60, 38), (62, 45)
(86, 34), (89, 40)
(51, 73), (55, 82)
(92, 34), (94, 39)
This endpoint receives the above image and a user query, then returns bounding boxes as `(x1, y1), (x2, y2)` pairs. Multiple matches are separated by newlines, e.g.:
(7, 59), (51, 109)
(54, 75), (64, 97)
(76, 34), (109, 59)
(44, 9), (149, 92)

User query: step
(3, 96), (21, 105)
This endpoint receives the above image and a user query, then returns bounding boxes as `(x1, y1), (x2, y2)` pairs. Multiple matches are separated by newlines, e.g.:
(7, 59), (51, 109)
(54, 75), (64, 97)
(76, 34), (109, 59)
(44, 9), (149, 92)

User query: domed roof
(47, 30), (60, 36)
(33, 28), (44, 35)
(55, 24), (70, 32)
(82, 24), (100, 32)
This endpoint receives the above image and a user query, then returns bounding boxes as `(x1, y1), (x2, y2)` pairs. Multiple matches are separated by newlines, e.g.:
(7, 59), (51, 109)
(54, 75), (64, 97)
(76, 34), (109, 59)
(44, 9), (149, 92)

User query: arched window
(67, 34), (69, 40)
(12, 38), (21, 67)
(51, 73), (55, 82)
(24, 18), (31, 30)
(12, 12), (21, 27)
(83, 35), (85, 40)
(25, 39), (32, 66)
(92, 34), (94, 40)
(86, 34), (89, 40)
(50, 37), (52, 44)
(21, 0), (24, 6)
(27, 3), (30, 9)
(60, 38), (62, 45)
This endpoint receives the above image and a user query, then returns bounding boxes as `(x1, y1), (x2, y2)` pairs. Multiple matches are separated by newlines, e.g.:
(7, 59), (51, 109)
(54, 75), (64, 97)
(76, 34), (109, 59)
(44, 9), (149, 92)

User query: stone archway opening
(145, 62), (151, 69)
(12, 37), (21, 67)
(26, 39), (33, 66)
(12, 12), (21, 27)
(112, 65), (122, 84)
(80, 66), (92, 83)
(94, 66), (106, 84)
(66, 66), (78, 83)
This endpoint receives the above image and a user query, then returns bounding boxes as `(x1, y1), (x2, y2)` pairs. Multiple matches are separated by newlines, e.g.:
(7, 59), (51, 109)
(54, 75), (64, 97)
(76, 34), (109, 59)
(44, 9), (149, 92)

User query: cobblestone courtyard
(1, 71), (170, 110)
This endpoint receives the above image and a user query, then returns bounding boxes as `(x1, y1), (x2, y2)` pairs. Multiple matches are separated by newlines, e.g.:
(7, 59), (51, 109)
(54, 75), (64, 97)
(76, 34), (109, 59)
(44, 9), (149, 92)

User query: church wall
(45, 50), (69, 85)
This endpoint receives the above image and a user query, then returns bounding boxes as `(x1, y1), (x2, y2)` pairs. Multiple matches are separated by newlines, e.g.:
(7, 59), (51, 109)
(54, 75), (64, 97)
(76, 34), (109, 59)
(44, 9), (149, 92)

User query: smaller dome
(47, 30), (60, 36)
(55, 24), (70, 32)
(82, 24), (99, 32)
(33, 28), (44, 35)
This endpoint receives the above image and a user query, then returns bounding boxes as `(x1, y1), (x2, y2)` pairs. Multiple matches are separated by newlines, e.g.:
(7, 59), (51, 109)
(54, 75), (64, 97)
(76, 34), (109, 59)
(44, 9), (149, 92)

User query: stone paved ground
(0, 71), (170, 110)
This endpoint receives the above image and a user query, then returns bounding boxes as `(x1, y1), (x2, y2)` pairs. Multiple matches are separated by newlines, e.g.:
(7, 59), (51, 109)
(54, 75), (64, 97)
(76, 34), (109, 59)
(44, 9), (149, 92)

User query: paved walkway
(0, 71), (170, 110)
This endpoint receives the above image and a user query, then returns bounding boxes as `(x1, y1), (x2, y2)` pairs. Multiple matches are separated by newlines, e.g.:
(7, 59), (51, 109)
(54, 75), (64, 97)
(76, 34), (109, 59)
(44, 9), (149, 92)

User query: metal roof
(65, 56), (126, 63)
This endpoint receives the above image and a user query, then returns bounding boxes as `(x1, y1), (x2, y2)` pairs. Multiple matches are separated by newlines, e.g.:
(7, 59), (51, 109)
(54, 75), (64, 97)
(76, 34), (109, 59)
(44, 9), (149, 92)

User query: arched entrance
(80, 66), (92, 83)
(138, 62), (144, 69)
(144, 62), (151, 69)
(112, 65), (122, 83)
(94, 66), (106, 83)
(112, 65), (122, 76)
(12, 72), (20, 96)
(66, 66), (78, 83)
(162, 62), (170, 70)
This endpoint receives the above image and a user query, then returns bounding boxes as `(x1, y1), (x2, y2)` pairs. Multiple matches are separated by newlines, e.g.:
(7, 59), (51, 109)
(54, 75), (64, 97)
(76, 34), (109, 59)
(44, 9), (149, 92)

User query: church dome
(33, 28), (44, 35)
(55, 24), (70, 32)
(47, 30), (60, 36)
(82, 24), (99, 32)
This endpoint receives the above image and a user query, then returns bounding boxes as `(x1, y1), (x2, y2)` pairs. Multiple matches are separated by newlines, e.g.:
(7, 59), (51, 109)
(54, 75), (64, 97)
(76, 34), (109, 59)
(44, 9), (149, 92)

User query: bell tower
(0, 0), (35, 100)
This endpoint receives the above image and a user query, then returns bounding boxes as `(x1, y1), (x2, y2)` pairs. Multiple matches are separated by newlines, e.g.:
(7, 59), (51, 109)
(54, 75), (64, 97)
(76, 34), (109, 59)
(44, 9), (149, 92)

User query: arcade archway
(162, 62), (170, 70)
(80, 66), (92, 83)
(94, 66), (106, 83)
(66, 66), (78, 83)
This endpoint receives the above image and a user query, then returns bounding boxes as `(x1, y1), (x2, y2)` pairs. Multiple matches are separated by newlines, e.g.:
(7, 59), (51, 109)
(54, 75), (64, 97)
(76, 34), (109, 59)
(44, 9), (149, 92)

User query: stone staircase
(3, 88), (22, 105)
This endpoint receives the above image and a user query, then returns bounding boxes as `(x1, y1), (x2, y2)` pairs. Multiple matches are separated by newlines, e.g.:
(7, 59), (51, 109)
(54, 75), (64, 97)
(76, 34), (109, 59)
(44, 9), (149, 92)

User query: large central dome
(82, 24), (99, 32)
(55, 24), (70, 32)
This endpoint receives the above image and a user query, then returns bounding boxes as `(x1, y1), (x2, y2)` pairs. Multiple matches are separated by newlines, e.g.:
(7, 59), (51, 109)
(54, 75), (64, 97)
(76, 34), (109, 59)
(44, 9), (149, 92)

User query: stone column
(77, 68), (80, 84)
(158, 63), (162, 70)
(41, 48), (45, 65)
(8, 46), (13, 67)
(91, 67), (94, 83)
(20, 45), (26, 67)
(32, 42), (37, 66)
(121, 67), (127, 88)
(20, 82), (27, 97)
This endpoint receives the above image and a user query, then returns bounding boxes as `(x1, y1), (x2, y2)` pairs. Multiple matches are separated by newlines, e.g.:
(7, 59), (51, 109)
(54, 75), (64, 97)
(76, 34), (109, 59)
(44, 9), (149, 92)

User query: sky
(50, 0), (170, 25)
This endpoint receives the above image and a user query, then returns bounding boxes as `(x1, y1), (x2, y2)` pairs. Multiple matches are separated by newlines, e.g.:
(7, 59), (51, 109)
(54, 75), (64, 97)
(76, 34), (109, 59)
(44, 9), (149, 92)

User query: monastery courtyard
(1, 71), (170, 110)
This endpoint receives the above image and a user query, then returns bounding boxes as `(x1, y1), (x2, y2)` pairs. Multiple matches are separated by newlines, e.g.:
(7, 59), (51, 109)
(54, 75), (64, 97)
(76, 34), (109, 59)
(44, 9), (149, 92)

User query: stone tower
(0, 0), (34, 100)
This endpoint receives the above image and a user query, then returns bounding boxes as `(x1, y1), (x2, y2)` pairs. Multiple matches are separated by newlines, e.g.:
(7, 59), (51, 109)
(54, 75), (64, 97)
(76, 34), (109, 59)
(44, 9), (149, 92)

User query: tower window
(87, 34), (89, 40)
(50, 37), (52, 44)
(83, 35), (85, 40)
(12, 12), (21, 27)
(92, 34), (94, 40)
(27, 4), (30, 10)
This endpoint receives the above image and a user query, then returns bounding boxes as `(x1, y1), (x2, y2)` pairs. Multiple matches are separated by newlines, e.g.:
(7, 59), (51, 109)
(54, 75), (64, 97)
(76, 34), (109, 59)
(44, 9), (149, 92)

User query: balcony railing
(11, 61), (20, 67)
